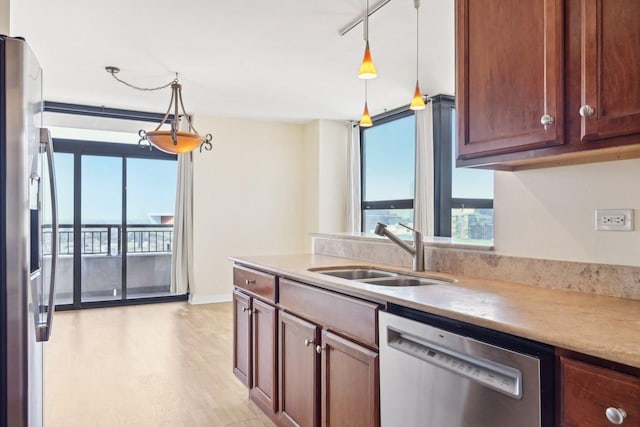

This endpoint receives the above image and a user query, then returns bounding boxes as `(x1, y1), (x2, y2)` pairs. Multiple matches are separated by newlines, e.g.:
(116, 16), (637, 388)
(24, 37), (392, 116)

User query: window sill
(309, 232), (494, 252)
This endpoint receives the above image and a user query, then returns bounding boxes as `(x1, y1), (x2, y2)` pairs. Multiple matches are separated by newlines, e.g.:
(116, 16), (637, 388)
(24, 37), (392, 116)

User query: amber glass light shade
(359, 103), (373, 127)
(145, 130), (204, 154)
(358, 41), (377, 79)
(409, 81), (426, 110)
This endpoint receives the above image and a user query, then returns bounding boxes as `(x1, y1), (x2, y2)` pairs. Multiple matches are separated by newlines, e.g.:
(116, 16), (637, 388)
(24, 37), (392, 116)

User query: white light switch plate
(595, 209), (634, 231)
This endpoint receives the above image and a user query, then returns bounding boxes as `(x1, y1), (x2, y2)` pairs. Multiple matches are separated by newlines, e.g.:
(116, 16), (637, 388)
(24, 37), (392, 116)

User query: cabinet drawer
(560, 357), (640, 427)
(233, 265), (277, 303)
(279, 278), (380, 348)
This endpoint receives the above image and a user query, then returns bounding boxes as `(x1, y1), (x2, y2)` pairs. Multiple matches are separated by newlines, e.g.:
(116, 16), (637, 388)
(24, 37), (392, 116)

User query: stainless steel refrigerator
(1, 36), (58, 427)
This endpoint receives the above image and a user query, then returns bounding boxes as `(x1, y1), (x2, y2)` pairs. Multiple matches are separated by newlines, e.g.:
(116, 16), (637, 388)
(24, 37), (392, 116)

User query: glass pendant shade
(410, 81), (426, 110)
(358, 41), (377, 79)
(360, 103), (373, 127)
(145, 131), (207, 154)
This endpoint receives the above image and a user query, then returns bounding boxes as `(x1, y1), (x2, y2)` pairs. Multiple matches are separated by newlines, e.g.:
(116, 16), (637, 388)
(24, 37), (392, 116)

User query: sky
(363, 110), (493, 202)
(54, 152), (177, 225)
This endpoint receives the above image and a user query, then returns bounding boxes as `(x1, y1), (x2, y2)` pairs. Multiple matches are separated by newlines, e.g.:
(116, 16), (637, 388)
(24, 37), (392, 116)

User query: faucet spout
(374, 222), (424, 271)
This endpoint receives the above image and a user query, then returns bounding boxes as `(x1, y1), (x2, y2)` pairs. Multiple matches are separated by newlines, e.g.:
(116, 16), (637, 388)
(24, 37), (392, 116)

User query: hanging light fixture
(358, 0), (377, 79)
(360, 80), (373, 127)
(409, 0), (426, 110)
(105, 66), (213, 154)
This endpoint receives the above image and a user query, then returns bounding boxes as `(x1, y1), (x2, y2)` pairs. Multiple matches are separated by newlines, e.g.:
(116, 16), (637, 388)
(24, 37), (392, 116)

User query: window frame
(359, 95), (494, 239)
(360, 107), (416, 232)
(431, 95), (494, 237)
(45, 103), (187, 311)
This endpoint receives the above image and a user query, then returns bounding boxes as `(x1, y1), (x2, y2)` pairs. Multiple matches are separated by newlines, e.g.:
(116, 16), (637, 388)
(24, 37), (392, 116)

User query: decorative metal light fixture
(360, 80), (373, 127)
(106, 66), (213, 154)
(358, 0), (377, 79)
(409, 0), (426, 110)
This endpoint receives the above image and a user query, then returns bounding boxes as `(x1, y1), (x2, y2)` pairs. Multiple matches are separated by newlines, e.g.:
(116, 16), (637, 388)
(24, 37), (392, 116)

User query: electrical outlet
(595, 209), (634, 231)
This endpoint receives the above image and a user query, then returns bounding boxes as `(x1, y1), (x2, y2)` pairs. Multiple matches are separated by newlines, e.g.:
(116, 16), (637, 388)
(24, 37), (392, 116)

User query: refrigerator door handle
(36, 127), (58, 342)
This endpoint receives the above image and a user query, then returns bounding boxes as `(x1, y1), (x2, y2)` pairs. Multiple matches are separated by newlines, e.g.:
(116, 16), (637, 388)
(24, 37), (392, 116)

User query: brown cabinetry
(278, 278), (380, 427)
(320, 330), (379, 427)
(279, 311), (320, 427)
(232, 266), (279, 417)
(232, 266), (382, 427)
(456, 0), (640, 169)
(233, 290), (251, 387)
(560, 357), (640, 427)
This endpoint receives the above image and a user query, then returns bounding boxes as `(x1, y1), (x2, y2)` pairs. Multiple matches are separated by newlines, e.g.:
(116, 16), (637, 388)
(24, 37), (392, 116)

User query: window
(361, 110), (416, 237)
(46, 102), (187, 309)
(361, 96), (494, 244)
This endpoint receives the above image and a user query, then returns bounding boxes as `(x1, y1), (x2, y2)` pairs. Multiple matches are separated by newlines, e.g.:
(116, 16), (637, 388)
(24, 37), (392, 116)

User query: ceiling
(11, 0), (454, 123)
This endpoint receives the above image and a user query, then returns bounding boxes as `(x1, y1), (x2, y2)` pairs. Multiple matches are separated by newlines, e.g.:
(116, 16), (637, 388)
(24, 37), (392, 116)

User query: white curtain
(346, 123), (362, 233)
(171, 151), (194, 295)
(414, 103), (435, 236)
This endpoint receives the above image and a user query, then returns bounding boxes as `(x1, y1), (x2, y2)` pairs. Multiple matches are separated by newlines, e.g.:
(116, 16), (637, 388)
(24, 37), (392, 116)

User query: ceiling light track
(339, 0), (392, 36)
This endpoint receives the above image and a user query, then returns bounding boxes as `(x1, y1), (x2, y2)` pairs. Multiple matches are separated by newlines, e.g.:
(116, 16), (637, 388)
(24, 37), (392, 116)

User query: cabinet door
(250, 299), (278, 413)
(560, 357), (640, 427)
(233, 290), (252, 387)
(320, 331), (379, 427)
(456, 0), (564, 160)
(279, 311), (320, 427)
(580, 0), (640, 142)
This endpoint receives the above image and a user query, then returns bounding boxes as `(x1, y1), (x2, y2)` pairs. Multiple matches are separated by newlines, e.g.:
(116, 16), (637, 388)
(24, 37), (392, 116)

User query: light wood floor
(45, 302), (275, 427)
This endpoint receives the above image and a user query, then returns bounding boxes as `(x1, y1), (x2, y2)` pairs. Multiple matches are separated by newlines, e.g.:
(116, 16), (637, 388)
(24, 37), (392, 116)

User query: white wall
(0, 0), (9, 35)
(494, 159), (640, 267)
(191, 116), (308, 303)
(317, 120), (348, 233)
(301, 119), (349, 248)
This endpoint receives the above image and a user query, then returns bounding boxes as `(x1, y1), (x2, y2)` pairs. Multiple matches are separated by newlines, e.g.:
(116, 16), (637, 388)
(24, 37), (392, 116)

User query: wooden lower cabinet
(251, 298), (278, 414)
(279, 311), (320, 427)
(233, 290), (251, 387)
(560, 357), (640, 427)
(233, 266), (381, 427)
(320, 330), (379, 427)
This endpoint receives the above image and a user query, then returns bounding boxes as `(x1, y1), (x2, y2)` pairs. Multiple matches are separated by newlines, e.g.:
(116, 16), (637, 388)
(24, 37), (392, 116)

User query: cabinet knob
(605, 407), (627, 425)
(579, 104), (595, 117)
(245, 279), (256, 285)
(315, 345), (325, 354)
(304, 339), (314, 347)
(242, 307), (249, 313)
(540, 114), (555, 126)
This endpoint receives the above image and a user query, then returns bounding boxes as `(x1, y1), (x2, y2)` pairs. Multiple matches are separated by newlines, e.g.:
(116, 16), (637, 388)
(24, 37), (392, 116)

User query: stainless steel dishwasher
(379, 306), (554, 427)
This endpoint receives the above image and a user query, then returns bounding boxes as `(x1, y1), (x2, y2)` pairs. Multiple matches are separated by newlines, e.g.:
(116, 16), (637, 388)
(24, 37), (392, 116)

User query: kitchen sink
(312, 267), (453, 287)
(319, 268), (398, 280)
(364, 277), (449, 287)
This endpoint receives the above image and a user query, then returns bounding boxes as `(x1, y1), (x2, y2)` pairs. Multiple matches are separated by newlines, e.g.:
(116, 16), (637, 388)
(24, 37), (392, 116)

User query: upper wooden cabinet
(580, 0), (640, 143)
(456, 0), (640, 169)
(456, 0), (564, 159)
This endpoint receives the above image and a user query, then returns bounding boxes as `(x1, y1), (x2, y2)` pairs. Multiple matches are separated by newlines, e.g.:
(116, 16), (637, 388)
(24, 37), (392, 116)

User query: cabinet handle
(245, 279), (256, 285)
(315, 345), (325, 354)
(242, 307), (249, 312)
(304, 339), (314, 347)
(605, 407), (627, 425)
(540, 114), (554, 126)
(579, 104), (595, 117)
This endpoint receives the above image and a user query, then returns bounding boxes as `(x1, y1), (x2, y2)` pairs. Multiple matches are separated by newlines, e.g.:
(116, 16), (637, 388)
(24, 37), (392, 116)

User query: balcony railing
(43, 224), (174, 256)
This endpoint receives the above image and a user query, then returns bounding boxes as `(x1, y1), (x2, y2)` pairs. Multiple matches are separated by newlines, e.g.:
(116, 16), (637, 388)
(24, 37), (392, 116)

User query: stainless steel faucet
(374, 222), (424, 272)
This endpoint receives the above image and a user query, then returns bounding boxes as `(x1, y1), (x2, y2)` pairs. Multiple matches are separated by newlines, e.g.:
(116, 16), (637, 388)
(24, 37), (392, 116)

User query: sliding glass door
(52, 139), (185, 309)
(126, 158), (178, 299)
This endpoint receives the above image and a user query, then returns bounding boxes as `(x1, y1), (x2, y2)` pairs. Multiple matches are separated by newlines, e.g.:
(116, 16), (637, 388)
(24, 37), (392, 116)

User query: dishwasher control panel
(388, 327), (523, 398)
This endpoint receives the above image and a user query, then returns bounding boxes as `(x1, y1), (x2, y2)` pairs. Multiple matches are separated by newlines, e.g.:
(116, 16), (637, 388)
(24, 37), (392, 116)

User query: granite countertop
(229, 253), (640, 369)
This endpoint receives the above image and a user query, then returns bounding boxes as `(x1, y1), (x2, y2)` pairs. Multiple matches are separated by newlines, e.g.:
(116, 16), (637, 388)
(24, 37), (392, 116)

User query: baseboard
(188, 293), (232, 305)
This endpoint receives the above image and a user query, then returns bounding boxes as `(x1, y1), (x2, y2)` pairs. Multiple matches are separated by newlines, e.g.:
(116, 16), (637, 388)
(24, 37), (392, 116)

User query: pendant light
(360, 80), (373, 127)
(106, 66), (213, 154)
(409, 0), (426, 110)
(358, 0), (377, 79)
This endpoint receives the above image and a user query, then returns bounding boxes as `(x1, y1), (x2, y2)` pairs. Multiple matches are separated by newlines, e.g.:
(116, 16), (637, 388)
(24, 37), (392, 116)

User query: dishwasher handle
(387, 327), (523, 399)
